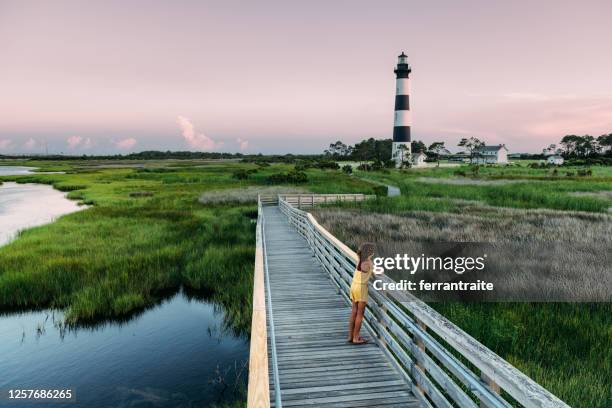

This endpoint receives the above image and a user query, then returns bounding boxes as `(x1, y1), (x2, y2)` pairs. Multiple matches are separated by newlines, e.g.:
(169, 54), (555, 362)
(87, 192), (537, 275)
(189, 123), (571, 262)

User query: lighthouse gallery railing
(278, 195), (569, 408)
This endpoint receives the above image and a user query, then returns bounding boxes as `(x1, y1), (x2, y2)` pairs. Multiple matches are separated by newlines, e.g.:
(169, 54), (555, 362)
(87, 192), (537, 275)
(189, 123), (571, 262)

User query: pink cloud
(67, 135), (93, 149)
(113, 137), (137, 150)
(237, 137), (249, 151)
(24, 138), (37, 149)
(177, 115), (220, 151)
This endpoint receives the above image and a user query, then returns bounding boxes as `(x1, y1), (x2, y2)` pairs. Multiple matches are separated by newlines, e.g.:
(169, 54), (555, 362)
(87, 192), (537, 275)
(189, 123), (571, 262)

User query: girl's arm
(360, 260), (372, 273)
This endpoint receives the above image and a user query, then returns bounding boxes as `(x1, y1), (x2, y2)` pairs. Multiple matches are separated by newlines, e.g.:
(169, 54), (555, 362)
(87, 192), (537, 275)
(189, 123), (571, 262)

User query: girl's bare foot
(352, 336), (367, 344)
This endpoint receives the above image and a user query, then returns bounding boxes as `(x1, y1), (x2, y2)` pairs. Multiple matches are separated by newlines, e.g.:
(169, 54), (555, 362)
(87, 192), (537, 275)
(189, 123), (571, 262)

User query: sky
(1, 0), (611, 155)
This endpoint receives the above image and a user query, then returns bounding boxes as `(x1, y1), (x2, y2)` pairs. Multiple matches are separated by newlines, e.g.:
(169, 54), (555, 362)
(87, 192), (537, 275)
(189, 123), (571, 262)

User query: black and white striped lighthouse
(392, 52), (412, 167)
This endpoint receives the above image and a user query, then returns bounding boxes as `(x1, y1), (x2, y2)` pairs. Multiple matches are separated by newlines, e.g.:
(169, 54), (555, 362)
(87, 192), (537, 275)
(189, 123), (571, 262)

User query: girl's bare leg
(352, 302), (367, 343)
(348, 302), (358, 341)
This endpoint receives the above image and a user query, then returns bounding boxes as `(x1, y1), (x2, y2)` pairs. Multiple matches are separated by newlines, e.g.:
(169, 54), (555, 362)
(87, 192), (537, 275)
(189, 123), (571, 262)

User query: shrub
(399, 160), (412, 169)
(288, 169), (308, 182)
(316, 160), (340, 170)
(357, 163), (372, 171)
(232, 169), (257, 180)
(265, 169), (308, 184)
(577, 169), (593, 177)
(372, 160), (385, 171)
(342, 164), (353, 174)
(129, 191), (154, 197)
(567, 157), (612, 166)
(373, 185), (388, 197)
(294, 160), (313, 171)
(55, 184), (88, 191)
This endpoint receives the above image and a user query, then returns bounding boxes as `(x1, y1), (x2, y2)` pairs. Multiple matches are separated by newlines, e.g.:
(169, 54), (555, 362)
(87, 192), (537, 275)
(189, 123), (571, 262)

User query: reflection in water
(0, 182), (85, 246)
(0, 291), (249, 407)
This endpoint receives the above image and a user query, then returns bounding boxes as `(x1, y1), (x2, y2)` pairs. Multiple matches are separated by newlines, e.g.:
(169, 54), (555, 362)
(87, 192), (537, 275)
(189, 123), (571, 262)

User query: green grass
(431, 303), (611, 407)
(0, 160), (374, 331)
(354, 164), (612, 213)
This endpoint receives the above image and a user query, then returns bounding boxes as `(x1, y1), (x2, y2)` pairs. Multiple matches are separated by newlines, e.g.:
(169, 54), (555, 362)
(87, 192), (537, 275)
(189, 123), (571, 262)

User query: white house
(412, 151), (427, 167)
(547, 155), (564, 165)
(472, 145), (508, 164)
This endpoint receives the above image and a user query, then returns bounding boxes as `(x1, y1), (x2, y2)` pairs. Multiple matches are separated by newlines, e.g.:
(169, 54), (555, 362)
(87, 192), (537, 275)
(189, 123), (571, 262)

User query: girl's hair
(357, 242), (375, 271)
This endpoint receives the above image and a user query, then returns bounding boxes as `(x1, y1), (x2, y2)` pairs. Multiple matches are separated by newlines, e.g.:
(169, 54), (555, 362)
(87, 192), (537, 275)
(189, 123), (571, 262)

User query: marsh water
(0, 166), (38, 176)
(0, 182), (85, 246)
(0, 292), (249, 407)
(0, 167), (249, 407)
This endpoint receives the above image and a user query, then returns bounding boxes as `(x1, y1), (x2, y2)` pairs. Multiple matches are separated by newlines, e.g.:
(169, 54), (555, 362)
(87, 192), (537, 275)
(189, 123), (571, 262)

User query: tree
(395, 144), (411, 168)
(597, 134), (612, 154)
(350, 138), (392, 162)
(543, 144), (557, 155)
(324, 141), (351, 158)
(428, 142), (450, 167)
(580, 135), (596, 156)
(560, 135), (582, 157)
(411, 140), (426, 154)
(458, 137), (485, 161)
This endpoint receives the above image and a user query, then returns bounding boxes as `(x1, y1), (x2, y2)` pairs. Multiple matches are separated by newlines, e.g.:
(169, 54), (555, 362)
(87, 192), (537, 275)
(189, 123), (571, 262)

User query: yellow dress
(350, 265), (373, 302)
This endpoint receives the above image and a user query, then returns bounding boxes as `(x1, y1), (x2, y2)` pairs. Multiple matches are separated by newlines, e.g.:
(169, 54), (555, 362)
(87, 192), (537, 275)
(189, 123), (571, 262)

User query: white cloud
(0, 139), (12, 149)
(67, 135), (93, 149)
(24, 138), (37, 149)
(177, 115), (220, 151)
(237, 137), (249, 151)
(114, 137), (137, 150)
(67, 135), (82, 149)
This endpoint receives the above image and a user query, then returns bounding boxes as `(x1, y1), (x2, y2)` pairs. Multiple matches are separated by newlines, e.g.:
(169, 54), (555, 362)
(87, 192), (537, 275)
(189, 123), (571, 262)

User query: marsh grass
(355, 169), (612, 213)
(313, 208), (611, 302)
(199, 186), (308, 205)
(0, 161), (373, 333)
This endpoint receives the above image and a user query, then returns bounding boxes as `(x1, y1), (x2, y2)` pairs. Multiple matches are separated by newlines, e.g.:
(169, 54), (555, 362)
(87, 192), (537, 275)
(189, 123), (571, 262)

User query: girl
(347, 242), (375, 344)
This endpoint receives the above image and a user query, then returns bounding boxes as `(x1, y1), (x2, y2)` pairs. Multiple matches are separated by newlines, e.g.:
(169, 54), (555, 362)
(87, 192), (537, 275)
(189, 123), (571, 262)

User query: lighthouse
(392, 52), (412, 167)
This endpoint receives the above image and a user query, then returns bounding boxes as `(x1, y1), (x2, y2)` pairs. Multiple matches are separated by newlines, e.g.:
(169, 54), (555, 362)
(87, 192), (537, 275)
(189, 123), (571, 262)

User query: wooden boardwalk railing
(247, 199), (270, 407)
(259, 193), (374, 208)
(248, 194), (570, 408)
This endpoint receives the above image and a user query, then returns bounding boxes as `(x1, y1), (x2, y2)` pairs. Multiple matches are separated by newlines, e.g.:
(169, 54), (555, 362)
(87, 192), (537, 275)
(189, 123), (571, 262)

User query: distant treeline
(0, 150), (322, 162)
(3, 133), (610, 163)
(543, 134), (612, 158)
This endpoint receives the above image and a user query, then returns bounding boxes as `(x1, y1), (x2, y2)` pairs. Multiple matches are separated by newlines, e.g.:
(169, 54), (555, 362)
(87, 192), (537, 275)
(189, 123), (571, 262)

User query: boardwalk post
(480, 373), (501, 408)
(298, 195), (301, 209)
(377, 284), (390, 348)
(414, 318), (428, 396)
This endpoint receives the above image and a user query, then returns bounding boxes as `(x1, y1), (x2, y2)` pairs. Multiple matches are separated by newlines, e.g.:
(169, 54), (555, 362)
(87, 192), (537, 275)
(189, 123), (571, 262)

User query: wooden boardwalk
(263, 206), (420, 407)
